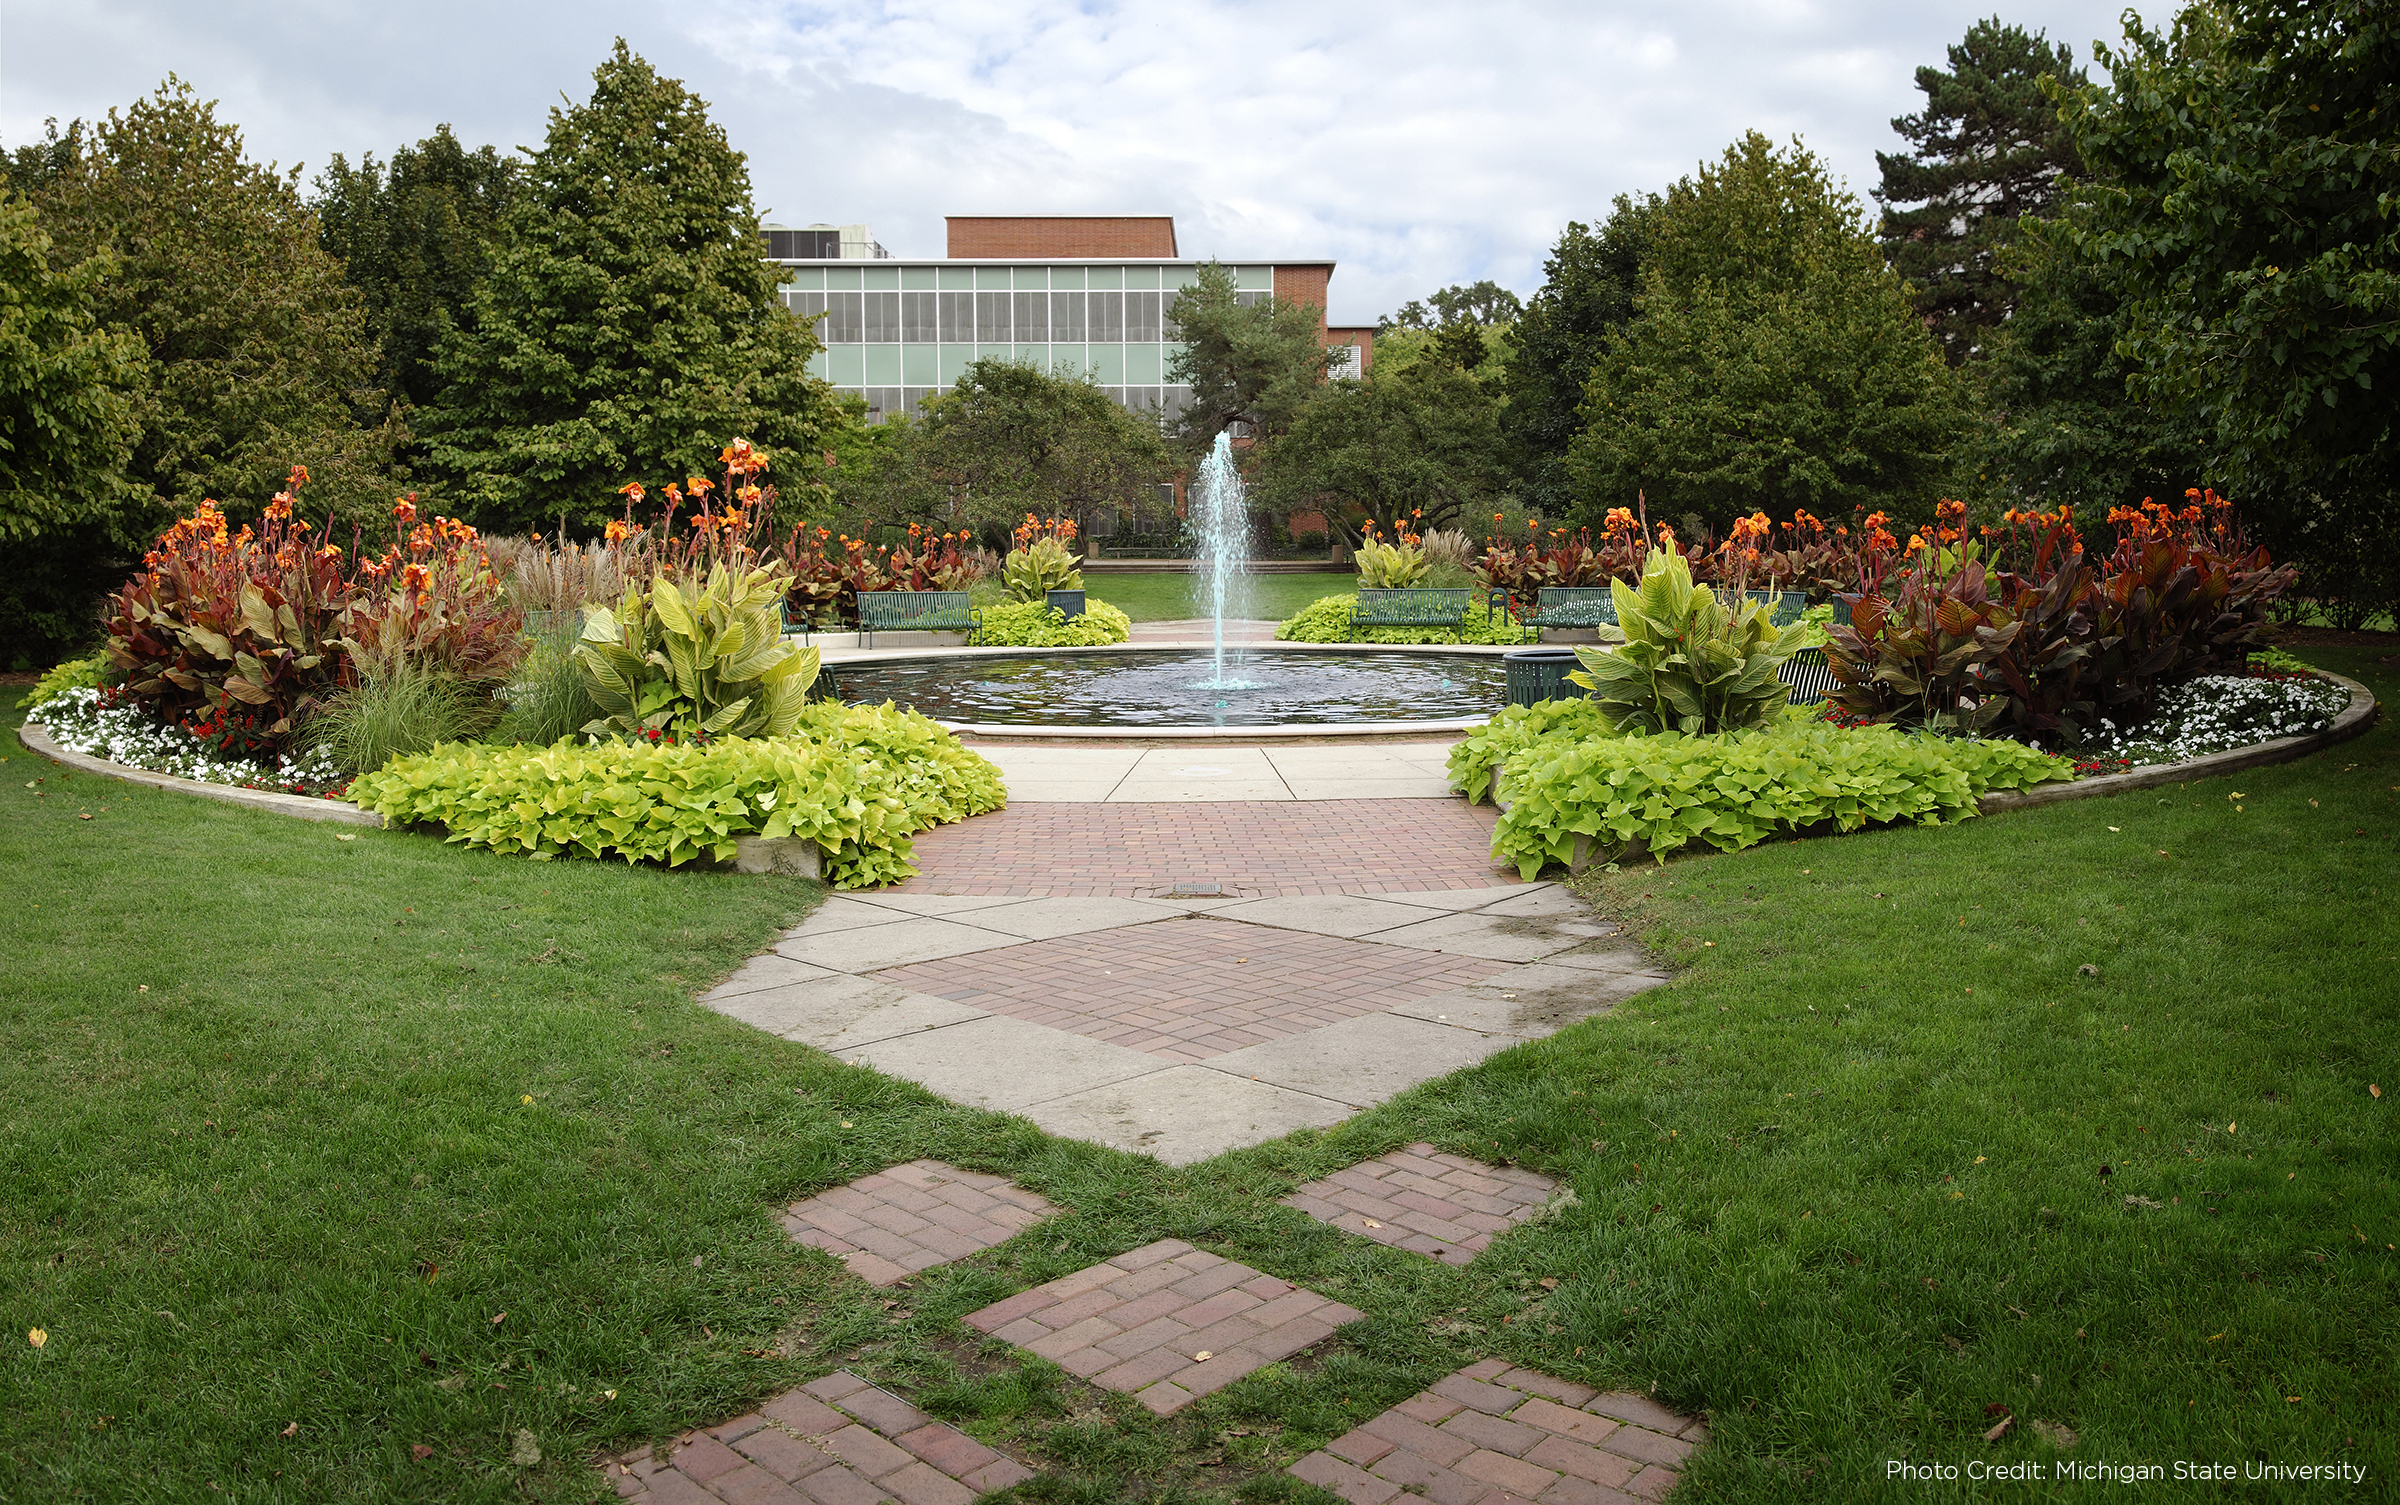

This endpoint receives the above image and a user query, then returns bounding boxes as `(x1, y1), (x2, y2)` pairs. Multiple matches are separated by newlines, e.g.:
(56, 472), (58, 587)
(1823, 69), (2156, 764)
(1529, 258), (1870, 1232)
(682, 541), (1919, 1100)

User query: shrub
(974, 599), (1132, 647)
(576, 562), (820, 741)
(1001, 516), (1085, 602)
(1568, 547), (1807, 735)
(349, 701), (1006, 887)
(1476, 718), (2073, 876)
(1274, 593), (1525, 645)
(25, 653), (108, 711)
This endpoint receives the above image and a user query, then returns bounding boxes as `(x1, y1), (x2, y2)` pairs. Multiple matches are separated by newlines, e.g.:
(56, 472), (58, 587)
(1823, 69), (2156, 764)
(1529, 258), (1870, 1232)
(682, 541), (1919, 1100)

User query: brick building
(766, 214), (1371, 426)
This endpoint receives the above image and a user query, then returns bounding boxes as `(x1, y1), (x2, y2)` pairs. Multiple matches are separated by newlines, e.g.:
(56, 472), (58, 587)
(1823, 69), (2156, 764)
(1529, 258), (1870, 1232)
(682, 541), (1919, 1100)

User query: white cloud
(4, 0), (2171, 323)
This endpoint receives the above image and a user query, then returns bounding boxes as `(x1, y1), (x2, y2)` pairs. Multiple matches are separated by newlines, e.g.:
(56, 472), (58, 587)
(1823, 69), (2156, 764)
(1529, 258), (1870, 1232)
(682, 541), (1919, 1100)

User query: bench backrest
(857, 590), (974, 628)
(1355, 587), (1470, 622)
(1534, 585), (1619, 624)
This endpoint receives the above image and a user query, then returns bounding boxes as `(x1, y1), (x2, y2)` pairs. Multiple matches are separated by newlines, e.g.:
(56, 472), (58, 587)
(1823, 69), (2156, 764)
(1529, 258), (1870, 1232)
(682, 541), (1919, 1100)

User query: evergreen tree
(313, 127), (518, 413)
(5, 82), (404, 524)
(1572, 134), (1964, 530)
(419, 42), (835, 534)
(1498, 197), (1660, 517)
(0, 195), (148, 663)
(1874, 18), (2086, 364)
(1164, 261), (1336, 450)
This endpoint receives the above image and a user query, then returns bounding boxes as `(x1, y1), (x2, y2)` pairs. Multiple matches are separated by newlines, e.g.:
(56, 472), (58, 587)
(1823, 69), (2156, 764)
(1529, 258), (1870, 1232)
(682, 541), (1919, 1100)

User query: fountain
(1188, 432), (1255, 689)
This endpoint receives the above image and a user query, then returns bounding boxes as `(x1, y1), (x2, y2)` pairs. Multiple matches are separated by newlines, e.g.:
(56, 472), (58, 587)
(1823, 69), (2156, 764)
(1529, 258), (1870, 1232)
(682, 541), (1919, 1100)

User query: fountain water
(1189, 432), (1257, 689)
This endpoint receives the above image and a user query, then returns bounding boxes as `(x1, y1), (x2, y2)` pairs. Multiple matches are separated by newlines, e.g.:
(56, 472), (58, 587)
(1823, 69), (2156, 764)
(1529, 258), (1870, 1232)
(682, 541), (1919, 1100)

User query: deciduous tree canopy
(1254, 362), (1506, 533)
(1164, 262), (1335, 451)
(1499, 199), (1659, 517)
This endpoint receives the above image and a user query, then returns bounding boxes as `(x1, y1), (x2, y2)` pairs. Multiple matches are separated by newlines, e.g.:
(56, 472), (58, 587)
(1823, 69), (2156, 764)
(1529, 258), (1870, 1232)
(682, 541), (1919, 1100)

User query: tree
(2053, 0), (2398, 542)
(1424, 318), (1492, 374)
(1498, 197), (1661, 517)
(0, 195), (147, 663)
(1164, 261), (1336, 449)
(1977, 229), (2213, 517)
(886, 360), (1168, 538)
(313, 126), (518, 413)
(6, 83), (404, 524)
(1874, 18), (2087, 363)
(1570, 133), (1964, 530)
(419, 41), (836, 534)
(1253, 362), (1506, 533)
(1380, 280), (1523, 332)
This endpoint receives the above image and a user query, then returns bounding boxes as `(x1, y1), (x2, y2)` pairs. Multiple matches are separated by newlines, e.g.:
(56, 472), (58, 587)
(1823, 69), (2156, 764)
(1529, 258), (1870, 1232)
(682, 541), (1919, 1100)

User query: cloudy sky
(3, 0), (2170, 325)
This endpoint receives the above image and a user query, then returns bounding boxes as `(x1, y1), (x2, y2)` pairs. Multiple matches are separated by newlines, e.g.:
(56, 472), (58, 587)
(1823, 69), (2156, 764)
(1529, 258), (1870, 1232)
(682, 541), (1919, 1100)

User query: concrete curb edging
(17, 720), (384, 826)
(1486, 671), (2378, 868)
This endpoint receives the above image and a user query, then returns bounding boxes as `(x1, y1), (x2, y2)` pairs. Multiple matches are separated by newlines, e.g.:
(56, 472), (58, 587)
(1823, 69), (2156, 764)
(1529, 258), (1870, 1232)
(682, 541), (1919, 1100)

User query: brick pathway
(1285, 1145), (1558, 1266)
(602, 1370), (1035, 1504)
(962, 1238), (1362, 1415)
(1288, 1361), (1705, 1505)
(871, 920), (1510, 1062)
(890, 800), (1518, 898)
(780, 1161), (1056, 1286)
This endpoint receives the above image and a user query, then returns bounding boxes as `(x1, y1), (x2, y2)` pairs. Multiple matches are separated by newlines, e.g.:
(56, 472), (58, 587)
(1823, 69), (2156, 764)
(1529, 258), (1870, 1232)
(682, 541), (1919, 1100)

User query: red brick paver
(962, 1238), (1362, 1415)
(1285, 1144), (1558, 1266)
(1289, 1361), (1705, 1505)
(781, 1161), (1057, 1286)
(889, 800), (1521, 898)
(601, 1370), (1036, 1503)
(872, 920), (1509, 1062)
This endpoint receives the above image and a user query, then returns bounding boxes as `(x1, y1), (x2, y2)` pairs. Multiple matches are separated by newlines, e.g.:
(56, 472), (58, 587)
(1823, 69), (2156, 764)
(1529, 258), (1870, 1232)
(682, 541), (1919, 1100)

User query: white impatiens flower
(34, 689), (345, 796)
(2078, 674), (2346, 768)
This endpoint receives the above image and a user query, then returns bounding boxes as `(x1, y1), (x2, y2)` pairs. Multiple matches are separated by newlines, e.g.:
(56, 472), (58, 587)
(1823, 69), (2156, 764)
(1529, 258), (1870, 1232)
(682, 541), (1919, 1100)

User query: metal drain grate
(1167, 881), (1226, 897)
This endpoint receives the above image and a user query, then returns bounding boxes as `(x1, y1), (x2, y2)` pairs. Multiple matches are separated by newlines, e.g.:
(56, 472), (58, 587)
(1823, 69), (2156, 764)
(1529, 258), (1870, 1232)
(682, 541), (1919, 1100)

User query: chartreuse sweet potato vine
(350, 702), (1004, 887)
(1451, 701), (2072, 876)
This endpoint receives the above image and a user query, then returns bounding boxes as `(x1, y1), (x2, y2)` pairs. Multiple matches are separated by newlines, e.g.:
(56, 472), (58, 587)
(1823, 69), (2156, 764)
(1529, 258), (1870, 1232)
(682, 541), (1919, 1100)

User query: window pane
(1234, 290), (1268, 310)
(939, 291), (974, 341)
(1014, 291), (1048, 342)
(1051, 291), (1086, 342)
(1088, 291), (1123, 343)
(826, 291), (863, 343)
(1163, 290), (1187, 339)
(900, 291), (936, 342)
(864, 290), (900, 342)
(1126, 291), (1161, 342)
(976, 291), (1011, 343)
(786, 291), (829, 330)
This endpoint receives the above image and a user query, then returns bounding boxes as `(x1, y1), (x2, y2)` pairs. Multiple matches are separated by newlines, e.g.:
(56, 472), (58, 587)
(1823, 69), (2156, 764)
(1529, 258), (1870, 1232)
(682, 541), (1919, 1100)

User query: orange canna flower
(604, 519), (632, 544)
(393, 496), (418, 523)
(400, 562), (430, 591)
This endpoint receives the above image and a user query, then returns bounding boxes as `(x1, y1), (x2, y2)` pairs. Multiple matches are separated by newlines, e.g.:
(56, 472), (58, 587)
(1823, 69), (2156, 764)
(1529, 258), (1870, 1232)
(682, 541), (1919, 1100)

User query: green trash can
(1046, 589), (1087, 621)
(1503, 648), (1586, 707)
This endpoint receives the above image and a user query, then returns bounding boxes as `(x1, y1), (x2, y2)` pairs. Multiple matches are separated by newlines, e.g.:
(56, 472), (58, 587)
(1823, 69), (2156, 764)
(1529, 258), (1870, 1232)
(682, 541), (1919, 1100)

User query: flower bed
(974, 598), (1133, 646)
(1453, 706), (2074, 875)
(33, 687), (347, 797)
(348, 702), (1004, 888)
(2073, 672), (2349, 769)
(1275, 593), (1525, 645)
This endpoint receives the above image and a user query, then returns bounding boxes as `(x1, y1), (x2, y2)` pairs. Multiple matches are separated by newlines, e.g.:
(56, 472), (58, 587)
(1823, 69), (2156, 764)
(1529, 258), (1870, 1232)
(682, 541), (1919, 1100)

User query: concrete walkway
(701, 884), (1665, 1164)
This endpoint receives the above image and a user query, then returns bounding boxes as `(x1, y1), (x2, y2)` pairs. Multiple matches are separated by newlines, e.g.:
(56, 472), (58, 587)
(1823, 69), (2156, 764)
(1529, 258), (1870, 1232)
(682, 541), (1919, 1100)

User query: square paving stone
(1287, 1362), (1703, 1505)
(1284, 1145), (1558, 1266)
(599, 1369), (1036, 1502)
(962, 1238), (1362, 1414)
(870, 918), (1510, 1062)
(783, 1160), (1058, 1286)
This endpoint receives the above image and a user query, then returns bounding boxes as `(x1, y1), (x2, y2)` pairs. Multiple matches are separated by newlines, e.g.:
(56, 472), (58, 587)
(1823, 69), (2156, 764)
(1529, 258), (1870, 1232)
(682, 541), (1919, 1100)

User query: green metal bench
(1523, 585), (1619, 639)
(856, 589), (981, 646)
(1779, 646), (1838, 705)
(1351, 587), (1485, 639)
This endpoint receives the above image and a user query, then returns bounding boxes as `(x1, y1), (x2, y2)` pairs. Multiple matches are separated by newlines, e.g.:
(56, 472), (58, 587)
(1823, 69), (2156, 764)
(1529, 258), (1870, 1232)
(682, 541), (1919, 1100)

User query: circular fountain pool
(825, 648), (1510, 729)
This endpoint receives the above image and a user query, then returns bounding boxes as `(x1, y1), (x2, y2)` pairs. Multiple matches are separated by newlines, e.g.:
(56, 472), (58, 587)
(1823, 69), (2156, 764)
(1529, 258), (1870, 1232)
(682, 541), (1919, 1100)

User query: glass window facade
(771, 259), (1279, 423)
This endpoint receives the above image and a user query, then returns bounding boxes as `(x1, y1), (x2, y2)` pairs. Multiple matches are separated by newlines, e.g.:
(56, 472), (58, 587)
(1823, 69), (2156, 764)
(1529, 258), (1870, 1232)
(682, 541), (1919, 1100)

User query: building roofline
(767, 257), (1339, 268)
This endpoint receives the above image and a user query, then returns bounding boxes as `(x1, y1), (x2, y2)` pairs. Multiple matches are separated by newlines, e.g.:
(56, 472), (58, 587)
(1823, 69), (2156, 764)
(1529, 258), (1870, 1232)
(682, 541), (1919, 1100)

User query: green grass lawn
(1081, 571), (1351, 624)
(4, 651), (2393, 1502)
